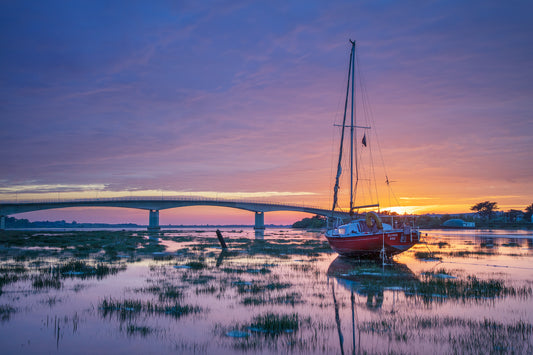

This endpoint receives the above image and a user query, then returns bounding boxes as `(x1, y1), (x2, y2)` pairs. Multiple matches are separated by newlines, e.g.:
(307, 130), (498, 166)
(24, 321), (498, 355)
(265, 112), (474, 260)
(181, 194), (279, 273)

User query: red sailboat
(325, 40), (419, 258)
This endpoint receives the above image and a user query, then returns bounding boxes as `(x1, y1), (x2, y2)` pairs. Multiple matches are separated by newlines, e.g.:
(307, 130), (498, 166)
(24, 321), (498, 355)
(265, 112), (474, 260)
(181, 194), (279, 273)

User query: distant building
(442, 219), (475, 228)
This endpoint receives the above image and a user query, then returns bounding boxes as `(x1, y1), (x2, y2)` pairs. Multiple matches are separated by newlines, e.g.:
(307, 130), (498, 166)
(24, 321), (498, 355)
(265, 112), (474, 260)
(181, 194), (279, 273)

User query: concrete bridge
(0, 197), (374, 230)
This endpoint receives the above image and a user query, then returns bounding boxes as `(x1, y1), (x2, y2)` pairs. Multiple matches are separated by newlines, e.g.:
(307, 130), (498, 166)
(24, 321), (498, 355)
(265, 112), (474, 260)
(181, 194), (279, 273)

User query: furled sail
(331, 44), (354, 214)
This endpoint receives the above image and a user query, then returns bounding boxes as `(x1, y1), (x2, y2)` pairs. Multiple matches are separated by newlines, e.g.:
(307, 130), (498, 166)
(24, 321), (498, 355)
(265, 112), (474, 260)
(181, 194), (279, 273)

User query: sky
(1, 0), (532, 225)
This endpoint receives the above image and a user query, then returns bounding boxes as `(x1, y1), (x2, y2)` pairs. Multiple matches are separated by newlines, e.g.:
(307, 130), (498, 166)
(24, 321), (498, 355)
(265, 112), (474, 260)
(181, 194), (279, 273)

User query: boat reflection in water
(327, 256), (418, 355)
(327, 256), (416, 310)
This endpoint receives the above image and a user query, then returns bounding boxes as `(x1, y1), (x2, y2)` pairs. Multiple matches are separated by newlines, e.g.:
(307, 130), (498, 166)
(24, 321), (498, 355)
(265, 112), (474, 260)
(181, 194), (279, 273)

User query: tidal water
(0, 228), (532, 354)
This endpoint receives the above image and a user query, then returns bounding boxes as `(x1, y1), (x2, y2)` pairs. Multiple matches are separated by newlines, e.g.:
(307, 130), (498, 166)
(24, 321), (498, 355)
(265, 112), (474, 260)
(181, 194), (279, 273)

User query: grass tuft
(249, 312), (299, 335)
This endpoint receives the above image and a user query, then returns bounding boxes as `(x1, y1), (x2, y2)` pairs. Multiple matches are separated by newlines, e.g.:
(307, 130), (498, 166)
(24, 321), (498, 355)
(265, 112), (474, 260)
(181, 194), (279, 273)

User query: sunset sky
(1, 1), (532, 225)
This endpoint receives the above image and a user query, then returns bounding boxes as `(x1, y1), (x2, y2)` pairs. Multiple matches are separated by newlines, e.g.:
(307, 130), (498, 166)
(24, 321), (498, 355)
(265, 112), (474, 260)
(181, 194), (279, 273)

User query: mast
(349, 40), (355, 216)
(331, 42), (353, 214)
(331, 40), (378, 217)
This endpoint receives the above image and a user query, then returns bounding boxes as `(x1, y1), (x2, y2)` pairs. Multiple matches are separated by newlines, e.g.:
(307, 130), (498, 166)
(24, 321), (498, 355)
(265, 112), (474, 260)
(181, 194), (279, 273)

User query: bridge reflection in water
(0, 196), (370, 230)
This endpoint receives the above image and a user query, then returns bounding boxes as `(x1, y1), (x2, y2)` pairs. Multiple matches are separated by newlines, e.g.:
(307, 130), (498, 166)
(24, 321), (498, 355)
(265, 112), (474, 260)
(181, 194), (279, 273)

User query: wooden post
(216, 229), (228, 249)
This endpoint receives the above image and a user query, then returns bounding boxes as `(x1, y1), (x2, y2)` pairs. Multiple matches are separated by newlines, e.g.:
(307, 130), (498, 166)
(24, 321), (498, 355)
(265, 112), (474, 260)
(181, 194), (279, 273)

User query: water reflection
(331, 282), (345, 355)
(327, 254), (532, 306)
(0, 228), (532, 354)
(216, 250), (229, 267)
(254, 229), (265, 239)
(479, 236), (495, 248)
(327, 257), (415, 310)
(147, 231), (160, 240)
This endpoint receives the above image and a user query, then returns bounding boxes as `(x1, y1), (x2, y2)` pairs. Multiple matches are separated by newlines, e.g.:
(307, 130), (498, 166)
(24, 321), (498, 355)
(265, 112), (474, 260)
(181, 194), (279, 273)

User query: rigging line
(353, 48), (380, 209)
(369, 132), (380, 208)
(356, 54), (401, 210)
(356, 51), (380, 208)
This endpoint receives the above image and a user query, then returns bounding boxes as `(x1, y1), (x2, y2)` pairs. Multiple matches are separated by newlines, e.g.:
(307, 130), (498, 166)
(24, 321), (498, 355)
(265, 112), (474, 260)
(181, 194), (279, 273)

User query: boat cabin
(333, 219), (393, 237)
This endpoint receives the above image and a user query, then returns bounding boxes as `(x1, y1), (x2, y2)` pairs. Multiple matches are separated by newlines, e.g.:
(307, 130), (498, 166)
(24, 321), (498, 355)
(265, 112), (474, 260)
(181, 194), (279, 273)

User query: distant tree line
(413, 202), (533, 229)
(2, 217), (140, 229)
(291, 202), (533, 230)
(468, 201), (533, 227)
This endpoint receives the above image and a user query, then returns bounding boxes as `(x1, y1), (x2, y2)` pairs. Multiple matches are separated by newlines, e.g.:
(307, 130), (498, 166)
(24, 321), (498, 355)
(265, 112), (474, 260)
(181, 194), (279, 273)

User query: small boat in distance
(325, 40), (420, 258)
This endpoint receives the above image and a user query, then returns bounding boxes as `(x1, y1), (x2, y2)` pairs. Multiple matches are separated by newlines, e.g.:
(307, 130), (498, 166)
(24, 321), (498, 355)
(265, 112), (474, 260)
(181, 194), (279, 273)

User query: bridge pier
(254, 211), (265, 230)
(0, 215), (5, 230)
(148, 210), (160, 231)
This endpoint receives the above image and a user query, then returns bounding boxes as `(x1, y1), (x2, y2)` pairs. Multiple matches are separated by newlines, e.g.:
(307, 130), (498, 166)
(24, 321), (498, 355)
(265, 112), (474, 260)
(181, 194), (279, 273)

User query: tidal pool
(0, 228), (532, 354)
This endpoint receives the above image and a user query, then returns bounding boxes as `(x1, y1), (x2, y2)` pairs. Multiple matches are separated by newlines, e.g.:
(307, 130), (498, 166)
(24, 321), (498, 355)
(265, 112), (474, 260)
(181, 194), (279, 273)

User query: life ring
(366, 211), (383, 229)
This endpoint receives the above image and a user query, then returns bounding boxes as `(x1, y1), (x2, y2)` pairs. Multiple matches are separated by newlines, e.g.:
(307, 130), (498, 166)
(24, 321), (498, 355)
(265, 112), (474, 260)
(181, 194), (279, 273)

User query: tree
(380, 211), (398, 216)
(292, 215), (327, 229)
(471, 201), (498, 220)
(507, 209), (524, 223)
(524, 203), (533, 222)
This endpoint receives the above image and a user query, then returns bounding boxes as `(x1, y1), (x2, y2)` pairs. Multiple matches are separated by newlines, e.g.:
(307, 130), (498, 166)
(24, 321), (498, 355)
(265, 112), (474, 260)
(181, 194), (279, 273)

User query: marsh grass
(32, 275), (61, 289)
(220, 265), (272, 275)
(0, 263), (28, 274)
(0, 274), (24, 294)
(421, 268), (455, 278)
(0, 258), (126, 294)
(221, 267), (247, 274)
(290, 263), (316, 272)
(195, 285), (219, 295)
(449, 250), (497, 257)
(152, 254), (174, 261)
(501, 242), (520, 247)
(2, 228), (533, 354)
(221, 312), (303, 338)
(209, 237), (332, 258)
(235, 281), (291, 295)
(55, 260), (126, 279)
(14, 250), (42, 260)
(99, 297), (203, 320)
(415, 248), (500, 259)
(249, 313), (299, 335)
(242, 292), (303, 306)
(360, 315), (533, 354)
(42, 296), (60, 307)
(223, 312), (319, 352)
(413, 251), (442, 260)
(480, 241), (498, 247)
(136, 284), (185, 300)
(180, 272), (216, 285)
(125, 324), (153, 337)
(0, 304), (16, 321)
(159, 286), (184, 301)
(185, 261), (206, 269)
(410, 275), (532, 302)
(0, 230), (165, 257)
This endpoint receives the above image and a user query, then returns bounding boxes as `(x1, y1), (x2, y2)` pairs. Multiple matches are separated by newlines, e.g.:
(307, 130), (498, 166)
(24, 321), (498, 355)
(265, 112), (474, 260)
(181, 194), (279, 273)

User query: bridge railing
(0, 196), (330, 212)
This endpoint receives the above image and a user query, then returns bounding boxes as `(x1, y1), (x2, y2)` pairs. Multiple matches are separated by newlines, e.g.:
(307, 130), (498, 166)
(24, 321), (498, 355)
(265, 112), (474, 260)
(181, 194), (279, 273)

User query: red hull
(326, 230), (419, 257)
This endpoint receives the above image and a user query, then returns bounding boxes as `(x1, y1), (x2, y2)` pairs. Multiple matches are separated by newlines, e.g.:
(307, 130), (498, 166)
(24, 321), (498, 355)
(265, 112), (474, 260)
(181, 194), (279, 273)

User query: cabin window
(338, 228), (346, 235)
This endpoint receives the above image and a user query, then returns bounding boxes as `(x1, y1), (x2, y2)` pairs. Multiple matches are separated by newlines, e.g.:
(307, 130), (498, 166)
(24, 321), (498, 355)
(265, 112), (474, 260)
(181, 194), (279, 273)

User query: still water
(0, 228), (532, 354)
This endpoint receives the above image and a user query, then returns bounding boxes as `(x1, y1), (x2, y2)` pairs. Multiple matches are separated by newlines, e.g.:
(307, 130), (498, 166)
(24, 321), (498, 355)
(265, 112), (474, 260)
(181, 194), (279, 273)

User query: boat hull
(325, 230), (419, 258)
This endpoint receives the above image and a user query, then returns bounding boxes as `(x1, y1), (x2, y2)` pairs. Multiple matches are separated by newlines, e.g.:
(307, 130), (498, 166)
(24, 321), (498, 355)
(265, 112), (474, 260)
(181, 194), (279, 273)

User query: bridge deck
(0, 197), (377, 230)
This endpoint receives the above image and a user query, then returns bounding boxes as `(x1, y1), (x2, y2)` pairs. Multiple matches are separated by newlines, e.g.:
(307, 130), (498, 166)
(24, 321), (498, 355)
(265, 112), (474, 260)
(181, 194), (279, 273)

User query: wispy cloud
(1, 1), (532, 221)
(0, 184), (107, 194)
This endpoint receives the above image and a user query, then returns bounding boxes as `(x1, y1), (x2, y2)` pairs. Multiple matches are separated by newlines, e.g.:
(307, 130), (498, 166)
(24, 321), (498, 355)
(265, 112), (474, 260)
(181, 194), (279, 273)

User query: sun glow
(381, 206), (416, 215)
